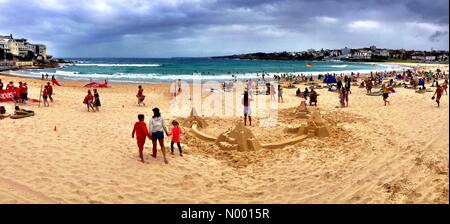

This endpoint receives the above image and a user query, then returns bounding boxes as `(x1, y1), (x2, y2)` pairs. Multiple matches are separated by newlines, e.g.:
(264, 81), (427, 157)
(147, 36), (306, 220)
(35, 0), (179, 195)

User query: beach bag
(432, 96), (435, 100)
(0, 106), (5, 114)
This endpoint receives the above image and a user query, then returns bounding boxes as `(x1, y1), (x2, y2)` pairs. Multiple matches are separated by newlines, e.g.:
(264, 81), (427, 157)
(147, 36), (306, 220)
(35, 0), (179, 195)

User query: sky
(0, 0), (448, 58)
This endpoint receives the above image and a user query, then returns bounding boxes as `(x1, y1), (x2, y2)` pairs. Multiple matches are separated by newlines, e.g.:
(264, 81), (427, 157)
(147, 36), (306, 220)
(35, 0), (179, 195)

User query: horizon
(0, 0), (449, 58)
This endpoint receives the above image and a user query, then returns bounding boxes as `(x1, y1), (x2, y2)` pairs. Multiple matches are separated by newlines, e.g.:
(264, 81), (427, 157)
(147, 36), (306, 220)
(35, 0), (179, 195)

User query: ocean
(11, 58), (405, 83)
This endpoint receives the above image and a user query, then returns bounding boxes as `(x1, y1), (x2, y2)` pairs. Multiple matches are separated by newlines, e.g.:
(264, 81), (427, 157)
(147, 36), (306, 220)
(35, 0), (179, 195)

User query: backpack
(0, 106), (5, 114)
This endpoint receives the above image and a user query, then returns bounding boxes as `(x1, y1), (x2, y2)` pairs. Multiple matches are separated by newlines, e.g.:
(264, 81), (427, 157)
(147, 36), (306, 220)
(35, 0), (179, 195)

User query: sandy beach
(0, 63), (448, 204)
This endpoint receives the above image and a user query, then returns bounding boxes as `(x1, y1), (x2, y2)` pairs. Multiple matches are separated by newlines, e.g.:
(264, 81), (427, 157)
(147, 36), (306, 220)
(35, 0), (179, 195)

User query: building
(341, 47), (351, 56)
(36, 44), (47, 60)
(352, 50), (372, 60)
(14, 38), (29, 57)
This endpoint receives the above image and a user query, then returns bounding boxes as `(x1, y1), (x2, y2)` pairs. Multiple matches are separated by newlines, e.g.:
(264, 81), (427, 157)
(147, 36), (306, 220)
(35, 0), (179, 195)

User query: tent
(323, 75), (337, 84)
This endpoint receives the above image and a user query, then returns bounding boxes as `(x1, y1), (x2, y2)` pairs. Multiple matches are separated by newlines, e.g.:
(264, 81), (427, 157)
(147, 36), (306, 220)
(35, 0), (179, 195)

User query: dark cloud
(0, 0), (447, 57)
(429, 31), (449, 42)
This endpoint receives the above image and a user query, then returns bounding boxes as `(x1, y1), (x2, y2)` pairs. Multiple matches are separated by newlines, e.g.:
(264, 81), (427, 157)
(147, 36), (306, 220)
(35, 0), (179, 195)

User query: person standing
(93, 89), (101, 111)
(382, 85), (390, 106)
(47, 82), (54, 102)
(278, 85), (284, 103)
(132, 114), (152, 163)
(432, 84), (443, 108)
(243, 91), (252, 126)
(0, 79), (3, 90)
(149, 108), (169, 164)
(136, 85), (146, 106)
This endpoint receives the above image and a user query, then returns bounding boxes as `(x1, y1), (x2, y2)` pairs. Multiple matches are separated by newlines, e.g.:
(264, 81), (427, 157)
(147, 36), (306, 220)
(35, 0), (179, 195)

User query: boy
(132, 114), (152, 163)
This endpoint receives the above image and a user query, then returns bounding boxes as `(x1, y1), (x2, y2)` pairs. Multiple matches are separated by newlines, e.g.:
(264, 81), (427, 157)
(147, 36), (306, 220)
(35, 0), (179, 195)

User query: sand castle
(215, 122), (262, 151)
(284, 110), (330, 138)
(186, 106), (330, 152)
(182, 108), (208, 128)
(294, 102), (311, 118)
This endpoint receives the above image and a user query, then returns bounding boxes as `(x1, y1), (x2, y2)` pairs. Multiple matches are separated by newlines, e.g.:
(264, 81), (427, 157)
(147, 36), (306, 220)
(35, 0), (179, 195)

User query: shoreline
(0, 62), (414, 84)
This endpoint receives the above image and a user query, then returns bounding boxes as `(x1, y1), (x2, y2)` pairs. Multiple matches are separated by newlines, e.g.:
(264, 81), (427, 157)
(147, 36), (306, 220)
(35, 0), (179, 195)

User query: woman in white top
(149, 107), (169, 164)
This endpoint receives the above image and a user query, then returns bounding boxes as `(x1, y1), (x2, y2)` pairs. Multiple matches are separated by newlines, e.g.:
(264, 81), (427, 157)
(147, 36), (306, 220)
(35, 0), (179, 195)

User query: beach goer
(51, 75), (61, 86)
(136, 85), (146, 106)
(432, 84), (443, 107)
(382, 85), (390, 106)
(83, 90), (95, 112)
(0, 79), (3, 90)
(42, 86), (49, 107)
(12, 87), (19, 105)
(243, 91), (252, 126)
(149, 107), (169, 164)
(20, 82), (28, 104)
(93, 89), (101, 111)
(45, 73), (49, 80)
(46, 82), (54, 102)
(309, 89), (318, 106)
(278, 85), (283, 103)
(304, 87), (309, 101)
(132, 114), (152, 163)
(270, 84), (276, 101)
(344, 87), (349, 107)
(6, 81), (14, 90)
(338, 88), (345, 107)
(177, 79), (182, 93)
(442, 80), (448, 95)
(167, 120), (183, 156)
(296, 88), (301, 97)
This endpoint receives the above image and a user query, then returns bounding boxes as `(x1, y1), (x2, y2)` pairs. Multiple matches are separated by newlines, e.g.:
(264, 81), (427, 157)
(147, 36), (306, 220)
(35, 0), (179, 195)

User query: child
(93, 89), (101, 111)
(382, 85), (390, 106)
(132, 114), (152, 163)
(278, 85), (283, 103)
(243, 91), (252, 126)
(43, 86), (49, 107)
(136, 85), (146, 106)
(83, 90), (95, 112)
(167, 120), (183, 156)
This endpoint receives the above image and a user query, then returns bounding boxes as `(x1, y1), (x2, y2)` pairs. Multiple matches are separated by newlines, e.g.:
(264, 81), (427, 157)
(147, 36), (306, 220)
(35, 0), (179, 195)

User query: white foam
(74, 63), (161, 67)
(330, 65), (348, 68)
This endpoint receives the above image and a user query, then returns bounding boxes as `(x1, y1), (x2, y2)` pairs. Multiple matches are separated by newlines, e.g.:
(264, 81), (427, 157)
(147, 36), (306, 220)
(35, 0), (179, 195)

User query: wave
(73, 63), (161, 67)
(330, 65), (348, 68)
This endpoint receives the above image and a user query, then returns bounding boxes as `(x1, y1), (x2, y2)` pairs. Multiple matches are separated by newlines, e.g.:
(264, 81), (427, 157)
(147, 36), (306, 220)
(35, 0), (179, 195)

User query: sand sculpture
(294, 102), (310, 118)
(298, 110), (330, 137)
(182, 108), (208, 128)
(186, 108), (329, 151)
(216, 122), (262, 151)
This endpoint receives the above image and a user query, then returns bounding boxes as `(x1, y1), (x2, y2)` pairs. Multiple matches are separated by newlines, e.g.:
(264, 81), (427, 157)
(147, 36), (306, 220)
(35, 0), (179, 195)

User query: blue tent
(323, 75), (337, 84)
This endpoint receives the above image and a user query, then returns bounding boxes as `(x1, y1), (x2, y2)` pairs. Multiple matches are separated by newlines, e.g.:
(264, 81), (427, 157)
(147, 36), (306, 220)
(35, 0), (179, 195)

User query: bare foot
(180, 154), (183, 157)
(171, 152), (174, 155)
(152, 154), (156, 158)
(164, 160), (169, 164)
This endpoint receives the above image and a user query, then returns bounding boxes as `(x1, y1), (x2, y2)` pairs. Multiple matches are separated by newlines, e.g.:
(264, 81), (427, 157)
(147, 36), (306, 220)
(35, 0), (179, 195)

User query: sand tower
(297, 110), (330, 137)
(182, 108), (208, 128)
(294, 102), (310, 118)
(216, 122), (262, 151)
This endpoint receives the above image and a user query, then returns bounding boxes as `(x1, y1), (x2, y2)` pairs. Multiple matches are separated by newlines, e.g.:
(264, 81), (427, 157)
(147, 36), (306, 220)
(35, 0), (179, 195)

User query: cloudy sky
(0, 0), (448, 58)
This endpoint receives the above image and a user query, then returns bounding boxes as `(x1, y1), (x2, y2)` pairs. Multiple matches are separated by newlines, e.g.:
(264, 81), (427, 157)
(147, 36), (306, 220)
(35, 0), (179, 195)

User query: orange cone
(54, 126), (57, 131)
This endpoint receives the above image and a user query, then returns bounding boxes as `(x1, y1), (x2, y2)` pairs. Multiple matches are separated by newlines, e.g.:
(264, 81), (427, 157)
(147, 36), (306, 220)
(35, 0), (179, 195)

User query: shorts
(87, 100), (93, 105)
(43, 96), (48, 100)
(152, 131), (165, 140)
(244, 106), (252, 115)
(383, 93), (389, 99)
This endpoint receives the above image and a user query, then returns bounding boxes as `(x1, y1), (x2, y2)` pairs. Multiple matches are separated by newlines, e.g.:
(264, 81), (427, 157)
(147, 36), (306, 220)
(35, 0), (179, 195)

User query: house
(341, 47), (351, 56)
(15, 38), (29, 57)
(36, 44), (47, 60)
(352, 50), (372, 60)
(411, 52), (426, 60)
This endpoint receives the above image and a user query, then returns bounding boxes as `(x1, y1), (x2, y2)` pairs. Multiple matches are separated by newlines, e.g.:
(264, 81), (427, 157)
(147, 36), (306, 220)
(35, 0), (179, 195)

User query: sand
(0, 63), (448, 204)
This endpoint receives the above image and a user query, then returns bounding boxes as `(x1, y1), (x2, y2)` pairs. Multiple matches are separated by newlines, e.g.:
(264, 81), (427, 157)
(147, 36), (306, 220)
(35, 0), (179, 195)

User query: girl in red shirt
(168, 120), (183, 156)
(83, 90), (95, 112)
(132, 114), (152, 163)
